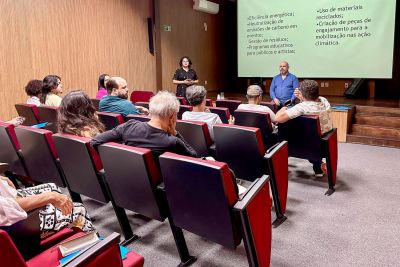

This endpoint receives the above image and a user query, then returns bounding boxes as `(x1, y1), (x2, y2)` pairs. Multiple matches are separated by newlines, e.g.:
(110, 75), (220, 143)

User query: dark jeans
(310, 160), (323, 174)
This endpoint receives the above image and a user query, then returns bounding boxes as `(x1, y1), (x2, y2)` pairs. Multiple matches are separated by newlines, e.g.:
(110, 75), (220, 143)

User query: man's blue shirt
(99, 95), (140, 117)
(269, 73), (299, 102)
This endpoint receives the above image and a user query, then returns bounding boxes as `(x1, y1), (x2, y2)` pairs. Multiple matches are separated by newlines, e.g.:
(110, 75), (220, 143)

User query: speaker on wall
(147, 17), (154, 55)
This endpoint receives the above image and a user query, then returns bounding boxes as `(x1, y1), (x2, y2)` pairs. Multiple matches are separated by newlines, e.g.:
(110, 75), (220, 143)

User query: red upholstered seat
(278, 115), (338, 195)
(213, 123), (289, 227)
(14, 103), (41, 126)
(176, 120), (213, 157)
(208, 106), (230, 124)
(130, 90), (154, 103)
(215, 99), (241, 115)
(26, 231), (144, 267)
(97, 111), (125, 131)
(1, 227), (145, 267)
(159, 152), (272, 266)
(39, 228), (75, 250)
(177, 105), (193, 119)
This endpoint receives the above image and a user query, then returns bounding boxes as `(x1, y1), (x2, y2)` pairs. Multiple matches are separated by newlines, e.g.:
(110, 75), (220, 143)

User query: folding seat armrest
(233, 175), (269, 209)
(60, 232), (121, 267)
(321, 128), (337, 141)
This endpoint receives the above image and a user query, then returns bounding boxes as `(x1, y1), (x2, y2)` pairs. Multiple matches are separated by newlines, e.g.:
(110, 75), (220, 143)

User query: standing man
(99, 76), (148, 117)
(269, 61), (299, 107)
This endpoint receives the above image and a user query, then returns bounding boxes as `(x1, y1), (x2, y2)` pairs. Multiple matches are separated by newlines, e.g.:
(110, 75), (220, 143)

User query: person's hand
(49, 192), (73, 215)
(273, 98), (280, 106)
(228, 115), (235, 124)
(137, 106), (149, 115)
(204, 107), (210, 113)
(184, 79), (193, 85)
(8, 116), (25, 126)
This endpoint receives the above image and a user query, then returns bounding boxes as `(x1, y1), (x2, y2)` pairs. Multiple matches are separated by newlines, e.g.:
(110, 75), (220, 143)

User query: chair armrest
(60, 232), (120, 267)
(233, 175), (269, 210)
(321, 128), (337, 141)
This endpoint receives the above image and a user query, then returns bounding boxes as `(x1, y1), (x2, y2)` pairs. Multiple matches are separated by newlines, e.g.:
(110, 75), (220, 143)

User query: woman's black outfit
(173, 68), (198, 97)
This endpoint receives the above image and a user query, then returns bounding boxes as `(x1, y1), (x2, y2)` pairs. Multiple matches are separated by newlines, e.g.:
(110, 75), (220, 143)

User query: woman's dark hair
(98, 74), (109, 90)
(299, 80), (319, 101)
(25, 80), (43, 97)
(58, 90), (105, 136)
(179, 56), (192, 68)
(41, 75), (61, 104)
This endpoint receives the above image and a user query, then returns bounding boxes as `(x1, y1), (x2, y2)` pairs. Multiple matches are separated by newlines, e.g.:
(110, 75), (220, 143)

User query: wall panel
(0, 0), (156, 120)
(158, 0), (227, 93)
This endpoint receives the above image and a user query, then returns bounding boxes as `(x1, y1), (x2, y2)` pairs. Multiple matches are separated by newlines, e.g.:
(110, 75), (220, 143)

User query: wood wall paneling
(0, 0), (156, 120)
(158, 0), (227, 93)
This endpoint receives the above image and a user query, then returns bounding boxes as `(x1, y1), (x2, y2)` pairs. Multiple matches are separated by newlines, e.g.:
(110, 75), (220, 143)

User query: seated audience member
(92, 91), (197, 159)
(96, 73), (110, 100)
(183, 85), (227, 140)
(275, 79), (333, 176)
(25, 80), (43, 106)
(99, 76), (149, 117)
(58, 90), (105, 138)
(40, 75), (63, 107)
(0, 175), (94, 239)
(237, 85), (276, 122)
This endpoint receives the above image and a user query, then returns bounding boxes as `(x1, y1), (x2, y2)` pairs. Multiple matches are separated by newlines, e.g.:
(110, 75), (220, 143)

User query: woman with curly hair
(58, 90), (105, 138)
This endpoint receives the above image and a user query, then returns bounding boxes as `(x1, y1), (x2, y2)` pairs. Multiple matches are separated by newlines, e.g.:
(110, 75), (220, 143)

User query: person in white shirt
(0, 174), (94, 238)
(40, 75), (63, 107)
(275, 79), (333, 176)
(25, 79), (43, 106)
(183, 85), (229, 141)
(237, 85), (276, 123)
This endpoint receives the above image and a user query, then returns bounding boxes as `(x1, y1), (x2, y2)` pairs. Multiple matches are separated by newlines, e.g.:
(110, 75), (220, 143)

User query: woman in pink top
(96, 73), (110, 99)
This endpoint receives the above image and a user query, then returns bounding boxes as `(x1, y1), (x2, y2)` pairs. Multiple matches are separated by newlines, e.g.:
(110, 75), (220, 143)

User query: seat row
(0, 121), (275, 266)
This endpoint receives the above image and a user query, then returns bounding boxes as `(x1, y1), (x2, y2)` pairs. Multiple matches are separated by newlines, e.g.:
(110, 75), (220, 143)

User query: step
(354, 114), (400, 128)
(356, 105), (400, 116)
(351, 124), (400, 139)
(347, 134), (400, 148)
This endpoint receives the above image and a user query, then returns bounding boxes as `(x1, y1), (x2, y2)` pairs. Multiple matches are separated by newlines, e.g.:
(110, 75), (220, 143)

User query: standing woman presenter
(172, 56), (199, 97)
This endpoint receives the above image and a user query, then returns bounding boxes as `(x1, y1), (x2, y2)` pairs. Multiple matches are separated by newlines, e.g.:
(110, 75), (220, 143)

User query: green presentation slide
(238, 0), (397, 78)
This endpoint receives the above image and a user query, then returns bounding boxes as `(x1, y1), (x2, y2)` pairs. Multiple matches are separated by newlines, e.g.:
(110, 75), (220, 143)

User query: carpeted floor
(84, 143), (400, 266)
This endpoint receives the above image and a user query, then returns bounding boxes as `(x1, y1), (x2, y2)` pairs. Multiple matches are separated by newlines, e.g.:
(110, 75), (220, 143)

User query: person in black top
(91, 91), (198, 159)
(172, 56), (199, 97)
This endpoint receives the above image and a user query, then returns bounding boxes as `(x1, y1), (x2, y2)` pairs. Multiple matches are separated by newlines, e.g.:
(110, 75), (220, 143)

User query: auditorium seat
(14, 126), (82, 202)
(14, 126), (66, 187)
(260, 101), (279, 113)
(177, 96), (187, 105)
(234, 109), (277, 149)
(97, 112), (125, 130)
(130, 90), (154, 103)
(0, 230), (144, 267)
(37, 106), (59, 133)
(215, 99), (241, 115)
(205, 98), (213, 107)
(208, 106), (230, 124)
(176, 120), (213, 157)
(159, 152), (272, 267)
(133, 101), (149, 109)
(91, 98), (100, 110)
(125, 114), (151, 122)
(15, 104), (40, 126)
(278, 115), (338, 195)
(0, 121), (29, 178)
(0, 208), (75, 260)
(177, 105), (193, 120)
(52, 134), (136, 244)
(98, 143), (195, 266)
(214, 124), (288, 226)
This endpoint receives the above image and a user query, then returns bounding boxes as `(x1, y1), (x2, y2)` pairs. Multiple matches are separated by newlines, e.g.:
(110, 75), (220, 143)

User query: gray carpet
(84, 143), (400, 266)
